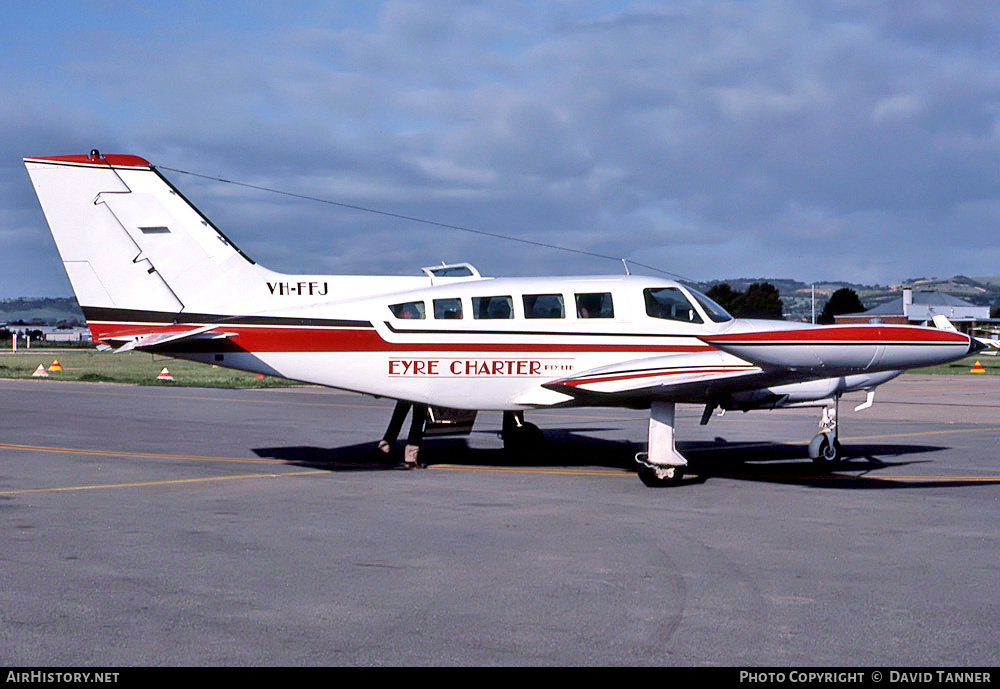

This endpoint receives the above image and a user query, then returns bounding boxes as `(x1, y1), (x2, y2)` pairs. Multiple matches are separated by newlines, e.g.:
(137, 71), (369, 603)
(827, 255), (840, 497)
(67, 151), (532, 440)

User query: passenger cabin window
(389, 301), (426, 319)
(523, 294), (565, 319)
(433, 298), (463, 319)
(472, 295), (514, 319)
(644, 287), (703, 323)
(575, 292), (614, 319)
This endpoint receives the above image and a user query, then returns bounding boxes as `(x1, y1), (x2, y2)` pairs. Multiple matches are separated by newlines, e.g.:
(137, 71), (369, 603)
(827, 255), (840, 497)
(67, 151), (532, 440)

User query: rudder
(23, 151), (268, 317)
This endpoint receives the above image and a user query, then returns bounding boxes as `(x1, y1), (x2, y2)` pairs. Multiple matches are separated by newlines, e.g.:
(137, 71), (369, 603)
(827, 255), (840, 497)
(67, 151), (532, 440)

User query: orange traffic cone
(47, 359), (63, 372)
(157, 367), (175, 381)
(32, 364), (49, 377)
(971, 360), (986, 373)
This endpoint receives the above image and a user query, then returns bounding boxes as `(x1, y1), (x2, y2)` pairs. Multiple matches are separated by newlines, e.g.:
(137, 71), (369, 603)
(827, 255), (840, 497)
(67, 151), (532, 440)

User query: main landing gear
(808, 396), (843, 467)
(635, 401), (687, 487)
(377, 400), (428, 469)
(380, 405), (546, 467)
(501, 411), (544, 454)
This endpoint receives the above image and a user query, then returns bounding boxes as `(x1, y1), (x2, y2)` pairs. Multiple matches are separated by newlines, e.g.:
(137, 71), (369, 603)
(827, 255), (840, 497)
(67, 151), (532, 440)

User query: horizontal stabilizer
(114, 325), (236, 353)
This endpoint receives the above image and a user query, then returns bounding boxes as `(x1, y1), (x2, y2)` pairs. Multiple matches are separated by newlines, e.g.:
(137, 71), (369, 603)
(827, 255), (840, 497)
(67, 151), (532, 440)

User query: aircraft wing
(542, 351), (770, 403)
(542, 321), (977, 405)
(113, 325), (237, 353)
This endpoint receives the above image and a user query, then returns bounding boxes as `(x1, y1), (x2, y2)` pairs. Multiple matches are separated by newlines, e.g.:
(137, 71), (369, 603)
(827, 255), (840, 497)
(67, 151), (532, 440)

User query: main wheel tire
(811, 434), (843, 467)
(502, 421), (544, 455)
(636, 461), (685, 488)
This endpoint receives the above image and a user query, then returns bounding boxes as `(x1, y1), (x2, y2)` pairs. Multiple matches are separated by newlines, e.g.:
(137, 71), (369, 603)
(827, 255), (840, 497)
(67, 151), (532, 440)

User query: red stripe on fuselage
(558, 366), (755, 387)
(87, 321), (715, 354)
(703, 325), (968, 345)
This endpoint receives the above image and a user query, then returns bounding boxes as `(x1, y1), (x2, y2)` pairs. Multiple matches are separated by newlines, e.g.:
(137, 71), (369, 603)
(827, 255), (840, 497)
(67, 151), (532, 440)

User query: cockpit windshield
(687, 288), (734, 323)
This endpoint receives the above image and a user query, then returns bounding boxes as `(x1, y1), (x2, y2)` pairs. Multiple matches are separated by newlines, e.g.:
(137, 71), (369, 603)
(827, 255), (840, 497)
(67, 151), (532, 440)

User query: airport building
(3, 323), (91, 342)
(834, 287), (990, 332)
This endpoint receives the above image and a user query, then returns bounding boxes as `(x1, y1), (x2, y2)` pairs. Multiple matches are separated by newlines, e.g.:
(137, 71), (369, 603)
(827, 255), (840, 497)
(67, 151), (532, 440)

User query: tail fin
(23, 151), (269, 316)
(931, 314), (960, 332)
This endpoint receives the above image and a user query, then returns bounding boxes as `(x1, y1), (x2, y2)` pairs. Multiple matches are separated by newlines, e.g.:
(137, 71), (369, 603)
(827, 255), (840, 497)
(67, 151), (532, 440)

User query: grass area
(911, 354), (1000, 375)
(0, 350), (299, 387)
(1, 348), (996, 389)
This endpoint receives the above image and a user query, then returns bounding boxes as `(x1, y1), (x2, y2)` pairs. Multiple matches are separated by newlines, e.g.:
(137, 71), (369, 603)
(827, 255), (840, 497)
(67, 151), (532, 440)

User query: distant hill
(0, 297), (85, 325)
(693, 276), (1000, 322)
(5, 276), (999, 325)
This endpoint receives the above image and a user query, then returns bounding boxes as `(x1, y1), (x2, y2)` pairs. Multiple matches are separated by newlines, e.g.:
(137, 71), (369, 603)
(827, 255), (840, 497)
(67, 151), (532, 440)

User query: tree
(705, 281), (784, 319)
(818, 288), (865, 324)
(737, 282), (783, 319)
(705, 283), (741, 314)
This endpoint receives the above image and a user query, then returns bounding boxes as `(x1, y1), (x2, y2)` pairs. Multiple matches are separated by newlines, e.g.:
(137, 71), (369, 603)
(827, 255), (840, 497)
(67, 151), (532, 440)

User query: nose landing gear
(809, 397), (843, 467)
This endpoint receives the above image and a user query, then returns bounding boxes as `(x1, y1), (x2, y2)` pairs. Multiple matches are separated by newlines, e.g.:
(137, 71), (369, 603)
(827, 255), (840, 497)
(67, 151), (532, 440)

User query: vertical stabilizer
(23, 152), (270, 316)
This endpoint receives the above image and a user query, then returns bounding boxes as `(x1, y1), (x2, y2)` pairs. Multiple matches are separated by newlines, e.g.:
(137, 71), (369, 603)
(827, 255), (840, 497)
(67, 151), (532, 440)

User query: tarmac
(1, 374), (998, 666)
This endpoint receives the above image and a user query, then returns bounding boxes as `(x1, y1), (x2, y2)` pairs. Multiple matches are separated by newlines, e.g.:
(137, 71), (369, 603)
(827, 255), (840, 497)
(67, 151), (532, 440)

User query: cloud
(2, 1), (999, 298)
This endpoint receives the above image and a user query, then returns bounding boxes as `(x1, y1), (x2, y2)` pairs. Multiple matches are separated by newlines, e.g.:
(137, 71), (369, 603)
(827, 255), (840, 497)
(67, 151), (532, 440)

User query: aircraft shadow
(253, 428), (637, 472)
(680, 440), (999, 490)
(253, 431), (1000, 489)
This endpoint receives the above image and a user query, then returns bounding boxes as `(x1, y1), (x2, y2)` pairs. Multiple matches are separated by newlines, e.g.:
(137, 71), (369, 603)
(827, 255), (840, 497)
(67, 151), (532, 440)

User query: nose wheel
(810, 432), (843, 466)
(809, 397), (844, 467)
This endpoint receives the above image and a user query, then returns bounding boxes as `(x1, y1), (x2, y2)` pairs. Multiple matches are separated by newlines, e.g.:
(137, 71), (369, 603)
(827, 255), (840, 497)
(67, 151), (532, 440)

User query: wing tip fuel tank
(701, 324), (975, 373)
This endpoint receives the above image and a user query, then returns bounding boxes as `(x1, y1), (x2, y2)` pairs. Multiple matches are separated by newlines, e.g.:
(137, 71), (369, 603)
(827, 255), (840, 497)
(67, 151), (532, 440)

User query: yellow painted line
(842, 426), (1000, 441)
(706, 472), (1000, 484)
(0, 442), (290, 466)
(861, 475), (1000, 483)
(2, 445), (995, 487)
(682, 425), (1000, 453)
(0, 470), (326, 495)
(432, 465), (1000, 483)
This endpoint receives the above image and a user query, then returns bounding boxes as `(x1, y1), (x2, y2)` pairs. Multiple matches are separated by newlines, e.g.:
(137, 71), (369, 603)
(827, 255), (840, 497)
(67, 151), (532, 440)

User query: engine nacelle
(726, 370), (902, 410)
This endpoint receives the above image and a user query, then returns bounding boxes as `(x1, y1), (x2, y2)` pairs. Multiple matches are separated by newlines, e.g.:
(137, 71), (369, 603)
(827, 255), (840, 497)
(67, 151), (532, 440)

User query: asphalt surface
(1, 375), (998, 666)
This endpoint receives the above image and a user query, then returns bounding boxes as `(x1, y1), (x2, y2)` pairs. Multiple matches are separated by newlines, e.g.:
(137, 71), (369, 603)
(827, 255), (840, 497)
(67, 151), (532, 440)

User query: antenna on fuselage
(155, 164), (694, 282)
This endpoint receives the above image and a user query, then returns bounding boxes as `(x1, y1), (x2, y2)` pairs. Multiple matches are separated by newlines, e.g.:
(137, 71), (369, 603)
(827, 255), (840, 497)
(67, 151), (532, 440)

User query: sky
(2, 0), (999, 298)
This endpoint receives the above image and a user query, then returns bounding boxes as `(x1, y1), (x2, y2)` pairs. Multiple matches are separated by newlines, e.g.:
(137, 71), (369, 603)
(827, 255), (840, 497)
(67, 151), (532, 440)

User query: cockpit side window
(523, 294), (565, 319)
(472, 295), (514, 319)
(575, 292), (614, 319)
(389, 301), (426, 320)
(644, 288), (703, 323)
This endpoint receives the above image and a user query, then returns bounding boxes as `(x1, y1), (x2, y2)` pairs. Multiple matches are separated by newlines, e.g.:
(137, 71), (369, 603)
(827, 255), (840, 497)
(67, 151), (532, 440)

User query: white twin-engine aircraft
(24, 152), (984, 486)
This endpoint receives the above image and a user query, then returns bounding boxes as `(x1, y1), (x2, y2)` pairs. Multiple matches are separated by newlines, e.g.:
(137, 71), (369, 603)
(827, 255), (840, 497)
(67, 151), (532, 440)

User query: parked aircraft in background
(23, 152), (984, 486)
(931, 315), (1000, 355)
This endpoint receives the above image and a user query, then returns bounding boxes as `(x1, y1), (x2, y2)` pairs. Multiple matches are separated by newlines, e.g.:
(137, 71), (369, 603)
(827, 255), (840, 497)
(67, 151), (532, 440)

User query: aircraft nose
(968, 336), (988, 355)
